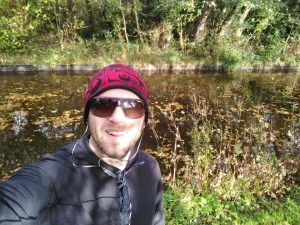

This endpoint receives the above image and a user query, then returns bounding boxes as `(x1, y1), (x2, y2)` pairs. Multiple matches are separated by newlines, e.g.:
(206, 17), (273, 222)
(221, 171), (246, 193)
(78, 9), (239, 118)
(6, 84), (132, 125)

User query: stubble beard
(91, 125), (143, 161)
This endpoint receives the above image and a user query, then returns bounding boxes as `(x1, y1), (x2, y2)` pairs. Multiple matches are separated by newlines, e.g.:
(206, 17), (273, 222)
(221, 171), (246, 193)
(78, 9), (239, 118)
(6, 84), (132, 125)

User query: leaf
(66, 133), (75, 138)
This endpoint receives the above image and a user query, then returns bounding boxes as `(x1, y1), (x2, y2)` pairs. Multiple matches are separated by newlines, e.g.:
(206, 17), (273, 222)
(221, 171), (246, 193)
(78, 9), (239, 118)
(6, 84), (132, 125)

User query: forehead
(98, 88), (140, 99)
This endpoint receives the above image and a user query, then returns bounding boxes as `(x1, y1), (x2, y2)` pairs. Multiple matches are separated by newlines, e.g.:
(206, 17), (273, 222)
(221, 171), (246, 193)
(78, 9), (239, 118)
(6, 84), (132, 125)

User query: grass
(0, 39), (187, 67)
(164, 184), (300, 225)
(1, 38), (298, 72)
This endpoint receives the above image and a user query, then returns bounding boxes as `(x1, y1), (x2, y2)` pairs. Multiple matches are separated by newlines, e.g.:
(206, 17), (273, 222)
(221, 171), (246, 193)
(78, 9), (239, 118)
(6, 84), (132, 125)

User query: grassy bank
(0, 40), (189, 66)
(164, 184), (300, 224)
(0, 39), (299, 72)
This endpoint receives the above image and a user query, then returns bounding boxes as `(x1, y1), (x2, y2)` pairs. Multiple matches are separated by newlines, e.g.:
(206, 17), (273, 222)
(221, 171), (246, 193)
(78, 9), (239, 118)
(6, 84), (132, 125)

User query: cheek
(131, 119), (145, 133)
(88, 115), (105, 130)
(134, 116), (145, 128)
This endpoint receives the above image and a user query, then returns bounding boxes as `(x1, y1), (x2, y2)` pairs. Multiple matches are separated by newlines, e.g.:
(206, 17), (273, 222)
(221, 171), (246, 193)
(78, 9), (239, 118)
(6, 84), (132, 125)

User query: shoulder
(36, 141), (74, 166)
(138, 150), (158, 164)
(137, 150), (162, 175)
(13, 140), (77, 180)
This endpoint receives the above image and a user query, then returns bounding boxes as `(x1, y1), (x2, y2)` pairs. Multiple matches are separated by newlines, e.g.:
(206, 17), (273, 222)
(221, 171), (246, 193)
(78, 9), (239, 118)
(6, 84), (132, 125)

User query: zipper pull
(133, 161), (145, 169)
(102, 167), (117, 178)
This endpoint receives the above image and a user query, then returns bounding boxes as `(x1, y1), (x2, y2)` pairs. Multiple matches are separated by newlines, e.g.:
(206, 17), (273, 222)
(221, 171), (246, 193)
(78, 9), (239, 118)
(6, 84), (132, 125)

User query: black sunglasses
(90, 97), (145, 119)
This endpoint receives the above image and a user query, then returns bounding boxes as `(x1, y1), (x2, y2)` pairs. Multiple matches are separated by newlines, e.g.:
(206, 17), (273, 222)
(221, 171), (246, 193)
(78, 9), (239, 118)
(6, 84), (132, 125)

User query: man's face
(88, 88), (145, 161)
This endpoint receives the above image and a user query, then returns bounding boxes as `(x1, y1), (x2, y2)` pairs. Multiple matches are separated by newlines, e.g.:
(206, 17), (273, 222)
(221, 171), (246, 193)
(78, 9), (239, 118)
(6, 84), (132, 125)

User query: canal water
(0, 71), (299, 180)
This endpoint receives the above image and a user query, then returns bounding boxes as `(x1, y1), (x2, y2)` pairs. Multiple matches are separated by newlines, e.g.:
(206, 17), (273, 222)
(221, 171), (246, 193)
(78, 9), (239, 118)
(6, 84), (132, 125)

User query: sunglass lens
(123, 102), (144, 119)
(90, 98), (144, 119)
(91, 99), (116, 117)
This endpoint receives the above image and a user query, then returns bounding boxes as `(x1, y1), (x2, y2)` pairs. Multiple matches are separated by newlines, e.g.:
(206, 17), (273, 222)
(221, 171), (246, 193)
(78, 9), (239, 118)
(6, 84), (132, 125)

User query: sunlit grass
(164, 184), (300, 224)
(1, 39), (298, 71)
(0, 40), (188, 66)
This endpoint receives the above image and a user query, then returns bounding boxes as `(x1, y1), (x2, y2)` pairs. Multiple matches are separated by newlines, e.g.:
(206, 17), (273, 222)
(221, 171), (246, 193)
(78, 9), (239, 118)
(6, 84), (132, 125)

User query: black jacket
(0, 135), (165, 225)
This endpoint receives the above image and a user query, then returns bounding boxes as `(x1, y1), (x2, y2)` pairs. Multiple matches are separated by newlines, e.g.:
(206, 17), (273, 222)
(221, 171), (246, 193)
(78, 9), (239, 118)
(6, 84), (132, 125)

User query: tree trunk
(179, 21), (184, 51)
(120, 0), (129, 47)
(53, 0), (64, 48)
(219, 4), (242, 37)
(133, 0), (144, 44)
(193, 0), (214, 43)
(236, 6), (252, 38)
(85, 0), (95, 32)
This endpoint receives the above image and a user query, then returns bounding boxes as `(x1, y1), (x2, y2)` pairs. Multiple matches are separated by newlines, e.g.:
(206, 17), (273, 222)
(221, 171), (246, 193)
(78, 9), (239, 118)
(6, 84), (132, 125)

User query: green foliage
(209, 38), (245, 71)
(0, 0), (55, 53)
(154, 0), (200, 30)
(0, 0), (299, 66)
(164, 184), (300, 224)
(243, 0), (300, 63)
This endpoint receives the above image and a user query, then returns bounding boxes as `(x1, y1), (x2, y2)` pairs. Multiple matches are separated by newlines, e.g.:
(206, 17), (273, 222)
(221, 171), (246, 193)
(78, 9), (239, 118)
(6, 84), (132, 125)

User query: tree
(84, 0), (96, 34)
(119, 0), (129, 46)
(154, 0), (201, 50)
(133, 0), (144, 43)
(218, 1), (242, 38)
(193, 0), (215, 43)
(0, 0), (57, 52)
(218, 0), (254, 38)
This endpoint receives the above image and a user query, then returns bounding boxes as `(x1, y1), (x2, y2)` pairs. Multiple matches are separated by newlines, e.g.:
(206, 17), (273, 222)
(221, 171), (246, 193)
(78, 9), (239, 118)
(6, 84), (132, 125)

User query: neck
(88, 139), (130, 170)
(101, 157), (129, 170)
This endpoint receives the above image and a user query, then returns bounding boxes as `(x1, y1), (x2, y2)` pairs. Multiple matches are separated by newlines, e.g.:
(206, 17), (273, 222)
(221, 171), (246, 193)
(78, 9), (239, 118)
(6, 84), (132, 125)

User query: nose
(108, 106), (126, 123)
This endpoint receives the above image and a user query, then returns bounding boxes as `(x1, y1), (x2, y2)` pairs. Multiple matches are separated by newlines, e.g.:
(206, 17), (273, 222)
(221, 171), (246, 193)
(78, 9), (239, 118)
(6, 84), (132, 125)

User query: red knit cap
(83, 64), (149, 124)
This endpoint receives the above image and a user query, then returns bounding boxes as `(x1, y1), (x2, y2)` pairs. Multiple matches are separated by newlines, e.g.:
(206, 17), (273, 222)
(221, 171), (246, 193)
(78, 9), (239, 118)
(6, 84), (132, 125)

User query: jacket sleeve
(0, 154), (58, 224)
(152, 161), (165, 225)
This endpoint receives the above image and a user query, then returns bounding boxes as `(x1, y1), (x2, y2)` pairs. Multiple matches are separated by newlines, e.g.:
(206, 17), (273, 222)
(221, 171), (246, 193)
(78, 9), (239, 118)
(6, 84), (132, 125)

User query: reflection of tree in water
(0, 73), (88, 179)
(13, 110), (28, 136)
(37, 119), (79, 139)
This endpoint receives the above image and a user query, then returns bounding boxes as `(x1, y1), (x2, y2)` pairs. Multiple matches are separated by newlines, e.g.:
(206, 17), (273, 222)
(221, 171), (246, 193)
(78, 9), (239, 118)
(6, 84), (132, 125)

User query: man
(0, 64), (165, 225)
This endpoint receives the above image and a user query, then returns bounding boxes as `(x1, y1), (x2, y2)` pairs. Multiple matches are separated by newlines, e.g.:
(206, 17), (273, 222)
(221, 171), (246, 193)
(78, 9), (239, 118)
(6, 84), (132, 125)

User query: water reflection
(0, 71), (299, 180)
(13, 110), (28, 135)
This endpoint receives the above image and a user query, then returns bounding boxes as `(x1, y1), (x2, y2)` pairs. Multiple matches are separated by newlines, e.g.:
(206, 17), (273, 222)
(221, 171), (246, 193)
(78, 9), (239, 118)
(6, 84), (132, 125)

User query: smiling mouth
(106, 130), (127, 136)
